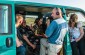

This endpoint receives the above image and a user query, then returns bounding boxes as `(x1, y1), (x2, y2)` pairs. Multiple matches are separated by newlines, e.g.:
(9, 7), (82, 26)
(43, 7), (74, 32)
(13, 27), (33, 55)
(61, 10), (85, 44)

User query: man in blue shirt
(40, 8), (68, 55)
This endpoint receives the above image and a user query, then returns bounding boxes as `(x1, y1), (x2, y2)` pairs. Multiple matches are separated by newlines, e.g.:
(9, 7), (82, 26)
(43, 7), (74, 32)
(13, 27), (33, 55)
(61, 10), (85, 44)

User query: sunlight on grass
(25, 18), (36, 26)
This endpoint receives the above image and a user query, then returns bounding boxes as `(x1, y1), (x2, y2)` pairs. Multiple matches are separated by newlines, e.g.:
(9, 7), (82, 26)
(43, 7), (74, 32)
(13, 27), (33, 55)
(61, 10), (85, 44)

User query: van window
(66, 10), (85, 27)
(0, 5), (12, 34)
(25, 15), (38, 26)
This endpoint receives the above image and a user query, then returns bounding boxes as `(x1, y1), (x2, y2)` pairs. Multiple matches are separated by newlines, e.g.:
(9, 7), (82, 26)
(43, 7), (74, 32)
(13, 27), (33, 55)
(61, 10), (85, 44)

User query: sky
(13, 0), (85, 11)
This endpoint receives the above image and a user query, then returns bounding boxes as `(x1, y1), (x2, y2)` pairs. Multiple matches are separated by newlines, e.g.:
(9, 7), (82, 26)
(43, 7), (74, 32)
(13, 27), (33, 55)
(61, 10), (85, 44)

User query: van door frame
(0, 1), (16, 55)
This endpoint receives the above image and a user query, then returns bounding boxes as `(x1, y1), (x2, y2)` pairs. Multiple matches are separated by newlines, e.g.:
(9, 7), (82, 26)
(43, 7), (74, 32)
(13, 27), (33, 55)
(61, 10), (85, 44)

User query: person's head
(34, 18), (43, 25)
(16, 14), (23, 26)
(51, 8), (62, 19)
(69, 14), (78, 27)
(38, 18), (43, 25)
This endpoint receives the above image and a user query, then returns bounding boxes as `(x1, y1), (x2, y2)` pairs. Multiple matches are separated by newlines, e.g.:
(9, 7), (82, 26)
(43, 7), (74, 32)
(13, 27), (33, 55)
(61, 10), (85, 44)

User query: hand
(35, 34), (42, 36)
(42, 34), (47, 38)
(18, 20), (22, 25)
(17, 17), (23, 25)
(35, 34), (39, 36)
(75, 38), (80, 42)
(38, 34), (43, 36)
(31, 44), (36, 49)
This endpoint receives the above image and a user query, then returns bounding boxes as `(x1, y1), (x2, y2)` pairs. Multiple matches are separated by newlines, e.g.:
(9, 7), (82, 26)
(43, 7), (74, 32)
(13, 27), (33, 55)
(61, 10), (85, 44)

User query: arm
(76, 22), (84, 42)
(44, 21), (57, 38)
(23, 35), (36, 49)
(42, 34), (48, 38)
(76, 27), (84, 42)
(33, 25), (43, 37)
(79, 27), (84, 39)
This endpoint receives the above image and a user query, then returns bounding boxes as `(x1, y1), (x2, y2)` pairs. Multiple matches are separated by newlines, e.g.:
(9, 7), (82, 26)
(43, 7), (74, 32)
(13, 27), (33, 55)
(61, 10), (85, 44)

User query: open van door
(0, 2), (16, 55)
(61, 8), (72, 55)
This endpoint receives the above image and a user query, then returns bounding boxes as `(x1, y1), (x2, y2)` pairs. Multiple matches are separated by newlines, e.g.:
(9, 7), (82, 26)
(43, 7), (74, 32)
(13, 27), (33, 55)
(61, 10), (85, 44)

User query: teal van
(0, 1), (85, 55)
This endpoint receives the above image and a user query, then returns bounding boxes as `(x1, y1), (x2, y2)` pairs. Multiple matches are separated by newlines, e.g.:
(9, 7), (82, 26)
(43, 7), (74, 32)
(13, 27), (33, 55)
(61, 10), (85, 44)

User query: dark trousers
(17, 45), (26, 55)
(71, 39), (85, 55)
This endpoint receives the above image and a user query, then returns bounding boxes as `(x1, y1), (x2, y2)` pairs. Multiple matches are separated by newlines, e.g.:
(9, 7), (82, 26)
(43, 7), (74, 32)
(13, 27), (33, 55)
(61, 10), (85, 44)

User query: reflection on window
(0, 5), (8, 33)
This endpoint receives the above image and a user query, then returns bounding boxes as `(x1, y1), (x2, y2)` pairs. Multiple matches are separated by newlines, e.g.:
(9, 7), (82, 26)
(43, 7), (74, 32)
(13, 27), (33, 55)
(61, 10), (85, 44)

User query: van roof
(0, 1), (85, 14)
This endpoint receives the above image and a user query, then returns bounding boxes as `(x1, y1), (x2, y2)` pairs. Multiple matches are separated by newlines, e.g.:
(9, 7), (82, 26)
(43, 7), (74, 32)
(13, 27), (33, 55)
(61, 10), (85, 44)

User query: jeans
(71, 39), (85, 55)
(17, 45), (26, 55)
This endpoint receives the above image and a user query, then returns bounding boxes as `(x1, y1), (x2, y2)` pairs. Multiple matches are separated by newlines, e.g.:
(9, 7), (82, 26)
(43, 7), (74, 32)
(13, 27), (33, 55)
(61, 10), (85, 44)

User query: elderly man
(40, 8), (68, 55)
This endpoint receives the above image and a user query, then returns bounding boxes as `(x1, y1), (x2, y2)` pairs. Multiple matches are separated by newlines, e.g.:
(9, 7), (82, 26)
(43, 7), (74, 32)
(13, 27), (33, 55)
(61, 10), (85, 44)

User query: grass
(25, 18), (36, 26)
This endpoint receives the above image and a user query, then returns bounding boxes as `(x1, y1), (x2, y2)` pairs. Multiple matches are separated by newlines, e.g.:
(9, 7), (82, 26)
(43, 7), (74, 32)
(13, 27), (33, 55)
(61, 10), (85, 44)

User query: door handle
(6, 37), (13, 48)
